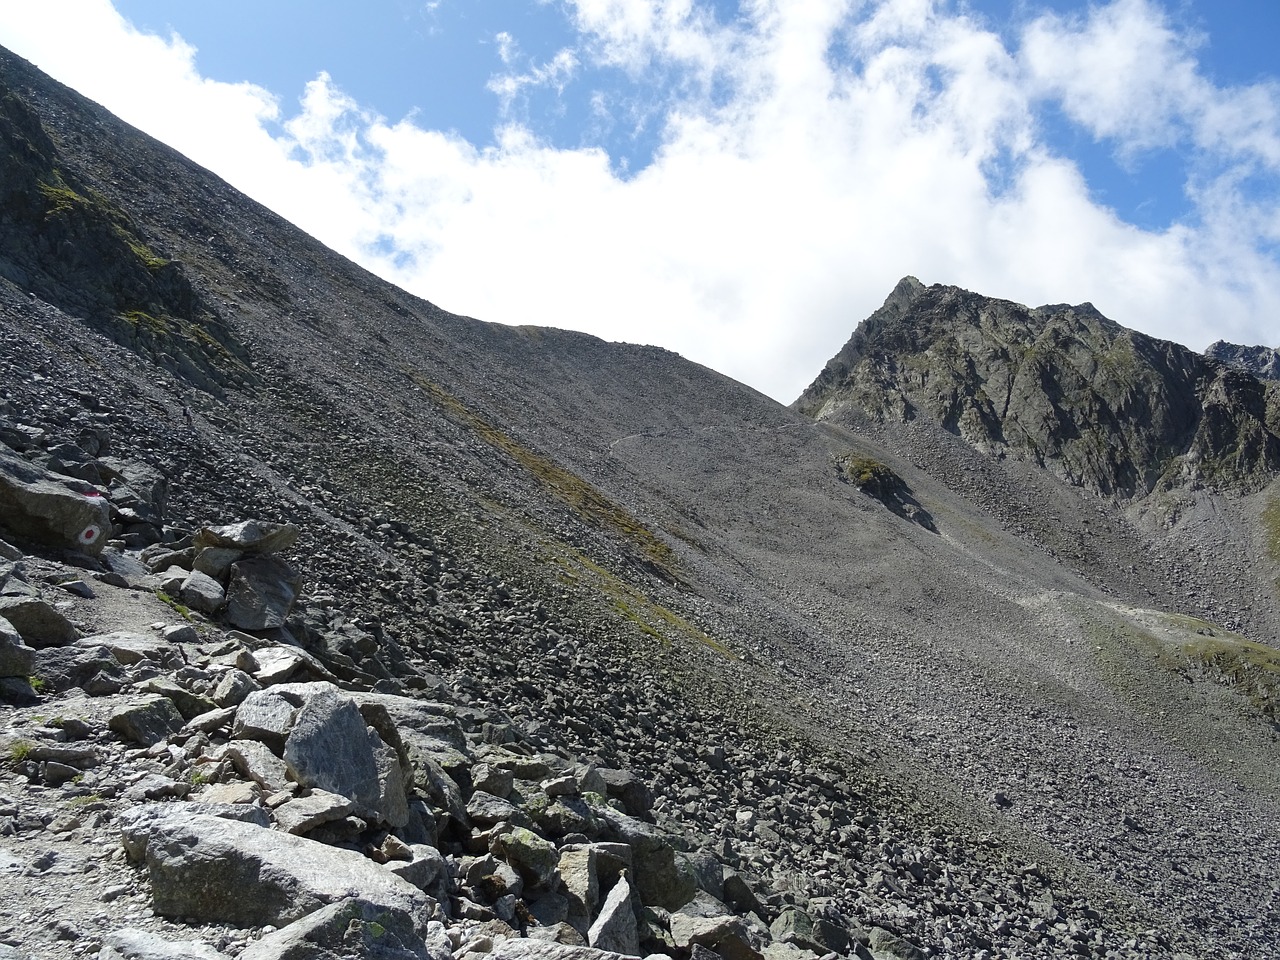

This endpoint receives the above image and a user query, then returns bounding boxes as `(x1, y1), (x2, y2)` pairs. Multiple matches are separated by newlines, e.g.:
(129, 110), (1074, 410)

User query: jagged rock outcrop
(1206, 340), (1280, 381)
(795, 277), (1280, 496)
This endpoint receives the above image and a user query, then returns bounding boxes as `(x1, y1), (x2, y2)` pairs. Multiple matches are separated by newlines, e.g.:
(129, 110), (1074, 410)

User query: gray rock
(721, 869), (763, 917)
(596, 769), (652, 819)
(234, 689), (299, 751)
(193, 546), (243, 581)
(251, 644), (333, 684)
(212, 667), (259, 706)
(472, 761), (515, 798)
(492, 825), (560, 888)
(688, 851), (725, 901)
(99, 927), (229, 960)
(0, 446), (112, 554)
(866, 928), (924, 960)
(0, 615), (34, 677)
(677, 915), (762, 960)
(196, 781), (263, 806)
(237, 897), (448, 960)
(370, 728), (410, 829)
(34, 643), (124, 693)
(274, 790), (357, 835)
(182, 706), (238, 735)
(140, 677), (218, 720)
(85, 631), (182, 667)
(596, 807), (696, 911)
(119, 812), (432, 930)
(225, 739), (292, 792)
(490, 940), (636, 960)
(557, 846), (599, 934)
(386, 843), (446, 892)
(194, 521), (300, 555)
(588, 875), (640, 957)
(109, 695), (185, 746)
(467, 789), (522, 826)
(0, 595), (78, 647)
(225, 555), (301, 630)
(283, 686), (381, 812)
(179, 570), (225, 615)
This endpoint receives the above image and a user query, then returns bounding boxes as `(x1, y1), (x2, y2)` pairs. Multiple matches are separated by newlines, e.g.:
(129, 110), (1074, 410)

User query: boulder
(492, 826), (560, 888)
(225, 555), (302, 630)
(0, 596), (77, 647)
(490, 940), (636, 960)
(472, 762), (515, 798)
(212, 668), (259, 707)
(140, 677), (218, 721)
(387, 843), (447, 892)
(0, 447), (112, 554)
(866, 928), (925, 960)
(193, 546), (242, 581)
(273, 790), (357, 835)
(99, 927), (228, 960)
(179, 570), (225, 615)
(195, 521), (300, 555)
(673, 915), (762, 960)
(119, 812), (433, 930)
(557, 846), (599, 934)
(467, 789), (523, 827)
(85, 631), (182, 667)
(32, 643), (124, 693)
(109, 696), (186, 747)
(237, 897), (449, 960)
(596, 807), (696, 911)
(587, 875), (640, 957)
(283, 686), (382, 813)
(233, 688), (299, 751)
(225, 739), (292, 793)
(0, 615), (34, 677)
(596, 769), (653, 819)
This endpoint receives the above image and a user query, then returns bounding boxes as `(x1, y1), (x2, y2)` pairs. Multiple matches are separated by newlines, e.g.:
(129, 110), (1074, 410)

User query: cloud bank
(2, 0), (1279, 401)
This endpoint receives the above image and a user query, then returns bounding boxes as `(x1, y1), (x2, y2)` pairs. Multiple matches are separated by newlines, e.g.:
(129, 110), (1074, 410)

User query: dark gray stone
(0, 446), (112, 554)
(109, 695), (186, 746)
(225, 556), (302, 630)
(0, 595), (78, 647)
(118, 812), (432, 931)
(0, 615), (34, 677)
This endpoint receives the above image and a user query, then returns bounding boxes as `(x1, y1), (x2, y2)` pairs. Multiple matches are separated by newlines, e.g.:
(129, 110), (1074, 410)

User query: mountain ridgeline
(3, 43), (1280, 960)
(795, 276), (1280, 497)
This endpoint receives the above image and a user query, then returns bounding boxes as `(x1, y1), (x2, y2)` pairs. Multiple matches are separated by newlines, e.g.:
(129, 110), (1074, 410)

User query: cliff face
(795, 278), (1280, 496)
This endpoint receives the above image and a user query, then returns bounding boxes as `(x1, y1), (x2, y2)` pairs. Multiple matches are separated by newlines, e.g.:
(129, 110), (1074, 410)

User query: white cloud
(1, 0), (1278, 402)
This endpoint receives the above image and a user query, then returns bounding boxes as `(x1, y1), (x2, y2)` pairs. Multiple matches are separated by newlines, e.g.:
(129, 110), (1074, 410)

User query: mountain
(2, 45), (1280, 960)
(795, 277), (1280, 498)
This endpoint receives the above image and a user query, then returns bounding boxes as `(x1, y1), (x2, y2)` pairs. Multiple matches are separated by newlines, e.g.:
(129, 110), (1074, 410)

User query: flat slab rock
(118, 810), (433, 930)
(490, 939), (641, 960)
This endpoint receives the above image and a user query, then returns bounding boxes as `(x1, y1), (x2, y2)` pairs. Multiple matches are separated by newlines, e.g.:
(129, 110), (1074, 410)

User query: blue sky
(2, 0), (1279, 400)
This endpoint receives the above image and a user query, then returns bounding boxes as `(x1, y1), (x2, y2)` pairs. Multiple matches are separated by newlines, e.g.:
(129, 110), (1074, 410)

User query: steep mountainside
(3, 46), (1280, 960)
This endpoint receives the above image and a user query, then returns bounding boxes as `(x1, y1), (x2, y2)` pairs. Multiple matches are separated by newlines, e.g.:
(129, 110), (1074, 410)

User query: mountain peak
(795, 279), (1280, 497)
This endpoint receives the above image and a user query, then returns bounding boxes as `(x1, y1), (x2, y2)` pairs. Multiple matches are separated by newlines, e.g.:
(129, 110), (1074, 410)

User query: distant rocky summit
(795, 277), (1280, 496)
(1205, 340), (1280, 381)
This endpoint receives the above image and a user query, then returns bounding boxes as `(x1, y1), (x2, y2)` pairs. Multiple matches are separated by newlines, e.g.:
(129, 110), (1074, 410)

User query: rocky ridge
(1206, 340), (1280, 382)
(795, 277), (1280, 498)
